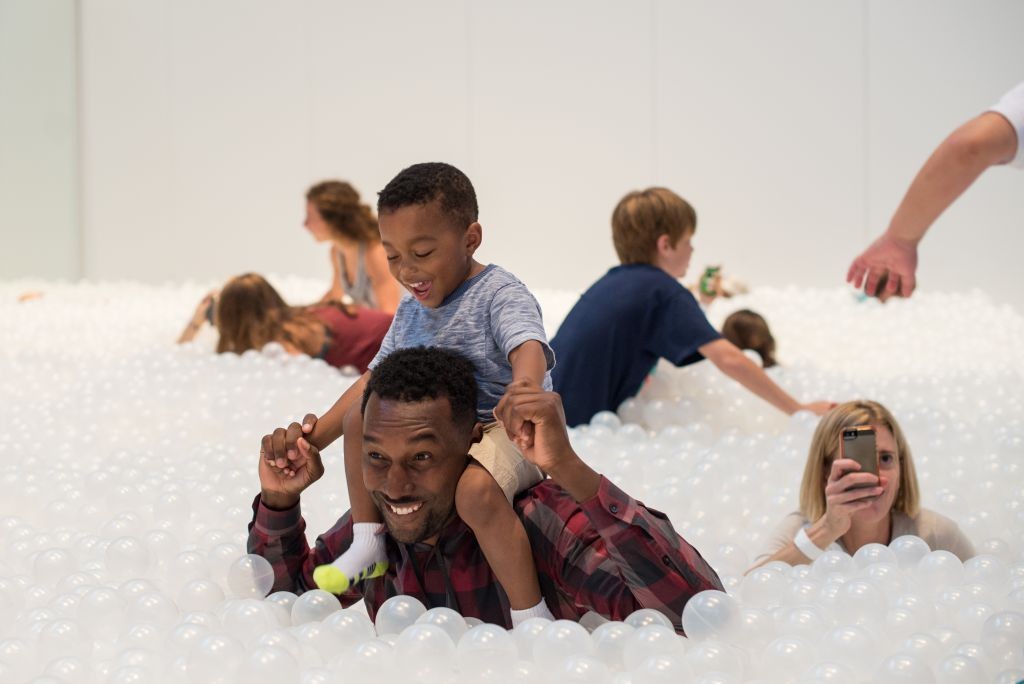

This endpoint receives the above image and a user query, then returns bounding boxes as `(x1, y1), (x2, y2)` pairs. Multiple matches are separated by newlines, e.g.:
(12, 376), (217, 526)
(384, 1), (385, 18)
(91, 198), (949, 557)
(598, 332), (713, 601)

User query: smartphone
(841, 426), (878, 489)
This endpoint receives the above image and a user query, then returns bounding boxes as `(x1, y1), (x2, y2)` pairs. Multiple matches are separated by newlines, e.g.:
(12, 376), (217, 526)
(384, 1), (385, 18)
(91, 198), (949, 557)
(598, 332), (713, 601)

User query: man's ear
(470, 421), (484, 446)
(465, 222), (482, 255)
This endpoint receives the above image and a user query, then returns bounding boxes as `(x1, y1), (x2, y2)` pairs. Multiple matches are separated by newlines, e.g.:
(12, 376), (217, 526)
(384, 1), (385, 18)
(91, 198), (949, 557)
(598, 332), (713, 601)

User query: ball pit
(1, 278), (1022, 682)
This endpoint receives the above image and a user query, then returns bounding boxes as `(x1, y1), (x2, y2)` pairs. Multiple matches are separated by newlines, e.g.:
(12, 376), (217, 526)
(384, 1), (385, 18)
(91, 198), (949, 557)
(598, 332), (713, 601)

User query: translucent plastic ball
(32, 548), (76, 587)
(394, 623), (456, 680)
(819, 626), (876, 671)
(629, 653), (693, 683)
(681, 590), (741, 641)
(625, 608), (674, 630)
(533, 619), (596, 670)
(187, 633), (246, 684)
(685, 639), (744, 679)
(266, 590), (298, 613)
(76, 587), (125, 639)
(591, 621), (636, 670)
(980, 611), (1024, 667)
(176, 579), (225, 614)
(512, 616), (551, 660)
(622, 624), (684, 671)
(890, 536), (932, 571)
(345, 639), (398, 680)
(128, 591), (179, 630)
(760, 635), (814, 679)
(557, 654), (613, 684)
(741, 567), (788, 608)
(836, 580), (886, 626)
(321, 608), (376, 647)
(916, 551), (966, 594)
(934, 653), (987, 684)
(290, 590), (341, 625)
(963, 555), (1011, 595)
(291, 622), (346, 663)
(812, 550), (856, 581)
(374, 595), (427, 635)
(456, 623), (519, 673)
(105, 537), (151, 580)
(415, 606), (468, 643)
(222, 598), (281, 645)
(874, 652), (935, 684)
(226, 554), (275, 599)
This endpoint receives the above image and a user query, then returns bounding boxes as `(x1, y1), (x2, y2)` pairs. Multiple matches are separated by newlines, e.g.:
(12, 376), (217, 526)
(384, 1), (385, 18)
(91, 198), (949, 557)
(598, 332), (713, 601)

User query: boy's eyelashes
(385, 250), (435, 261)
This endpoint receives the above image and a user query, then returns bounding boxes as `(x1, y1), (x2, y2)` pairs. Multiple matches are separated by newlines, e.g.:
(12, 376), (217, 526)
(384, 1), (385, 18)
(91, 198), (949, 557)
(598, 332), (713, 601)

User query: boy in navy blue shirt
(551, 187), (832, 427)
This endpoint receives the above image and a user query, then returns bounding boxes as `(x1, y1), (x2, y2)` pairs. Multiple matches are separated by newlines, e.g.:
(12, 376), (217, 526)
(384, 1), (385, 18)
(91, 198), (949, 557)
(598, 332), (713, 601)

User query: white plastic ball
(226, 554), (275, 599)
(533, 619), (596, 670)
(415, 606), (468, 643)
(681, 590), (741, 641)
(456, 623), (519, 673)
(290, 590), (341, 625)
(374, 595), (426, 635)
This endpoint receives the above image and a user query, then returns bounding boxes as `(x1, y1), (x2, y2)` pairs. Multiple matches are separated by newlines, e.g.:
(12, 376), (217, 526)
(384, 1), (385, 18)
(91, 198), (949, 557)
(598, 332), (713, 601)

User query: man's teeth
(388, 502), (423, 516)
(409, 281), (426, 288)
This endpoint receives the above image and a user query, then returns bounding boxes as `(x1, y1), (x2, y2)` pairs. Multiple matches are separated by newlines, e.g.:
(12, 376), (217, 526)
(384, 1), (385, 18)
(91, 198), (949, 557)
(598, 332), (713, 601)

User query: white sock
(330, 522), (386, 580)
(510, 597), (555, 627)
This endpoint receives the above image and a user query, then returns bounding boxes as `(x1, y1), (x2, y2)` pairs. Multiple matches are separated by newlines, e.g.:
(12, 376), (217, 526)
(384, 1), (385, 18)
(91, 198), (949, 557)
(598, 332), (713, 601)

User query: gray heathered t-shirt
(368, 264), (555, 423)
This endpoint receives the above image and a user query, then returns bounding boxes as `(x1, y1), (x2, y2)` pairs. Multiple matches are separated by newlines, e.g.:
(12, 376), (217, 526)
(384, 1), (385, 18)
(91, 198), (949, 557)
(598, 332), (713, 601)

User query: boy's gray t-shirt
(368, 264), (555, 423)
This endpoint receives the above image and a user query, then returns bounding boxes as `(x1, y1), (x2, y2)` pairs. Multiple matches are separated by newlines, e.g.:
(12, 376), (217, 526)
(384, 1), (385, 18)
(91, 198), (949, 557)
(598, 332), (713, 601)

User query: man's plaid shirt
(248, 476), (722, 632)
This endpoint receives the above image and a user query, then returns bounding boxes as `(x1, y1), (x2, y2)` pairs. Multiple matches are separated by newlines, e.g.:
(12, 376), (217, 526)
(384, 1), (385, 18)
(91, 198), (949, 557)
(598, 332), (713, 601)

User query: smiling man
(248, 346), (722, 631)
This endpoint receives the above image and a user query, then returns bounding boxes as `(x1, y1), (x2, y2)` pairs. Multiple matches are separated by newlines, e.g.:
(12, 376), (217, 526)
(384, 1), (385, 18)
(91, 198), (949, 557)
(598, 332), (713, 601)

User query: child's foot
(509, 597), (556, 627)
(313, 522), (388, 594)
(314, 559), (388, 594)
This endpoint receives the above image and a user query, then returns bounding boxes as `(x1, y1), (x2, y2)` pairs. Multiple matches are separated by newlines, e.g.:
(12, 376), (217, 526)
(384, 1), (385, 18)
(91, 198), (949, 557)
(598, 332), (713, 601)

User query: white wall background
(4, 1), (1024, 309)
(0, 0), (78, 280)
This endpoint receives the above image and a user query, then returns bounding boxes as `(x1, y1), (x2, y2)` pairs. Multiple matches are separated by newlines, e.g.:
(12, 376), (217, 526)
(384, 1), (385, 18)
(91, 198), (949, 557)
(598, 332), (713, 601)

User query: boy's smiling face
(379, 198), (483, 308)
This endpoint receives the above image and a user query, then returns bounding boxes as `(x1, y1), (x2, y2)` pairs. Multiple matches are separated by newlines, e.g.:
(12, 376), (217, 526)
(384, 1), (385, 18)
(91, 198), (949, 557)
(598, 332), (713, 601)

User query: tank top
(338, 242), (377, 309)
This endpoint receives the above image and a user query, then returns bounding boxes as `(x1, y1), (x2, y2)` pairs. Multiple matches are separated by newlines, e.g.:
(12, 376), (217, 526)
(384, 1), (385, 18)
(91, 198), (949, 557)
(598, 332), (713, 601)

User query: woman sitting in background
(178, 273), (391, 373)
(305, 180), (401, 314)
(751, 400), (974, 569)
(721, 309), (777, 368)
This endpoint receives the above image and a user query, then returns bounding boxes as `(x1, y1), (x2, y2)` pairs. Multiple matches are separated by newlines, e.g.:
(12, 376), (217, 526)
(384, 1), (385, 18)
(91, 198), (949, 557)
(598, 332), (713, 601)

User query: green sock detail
(314, 560), (388, 594)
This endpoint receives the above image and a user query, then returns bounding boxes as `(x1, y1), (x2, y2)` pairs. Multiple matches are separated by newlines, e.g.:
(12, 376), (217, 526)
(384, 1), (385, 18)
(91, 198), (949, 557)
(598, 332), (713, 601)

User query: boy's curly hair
(377, 162), (479, 230)
(362, 346), (479, 428)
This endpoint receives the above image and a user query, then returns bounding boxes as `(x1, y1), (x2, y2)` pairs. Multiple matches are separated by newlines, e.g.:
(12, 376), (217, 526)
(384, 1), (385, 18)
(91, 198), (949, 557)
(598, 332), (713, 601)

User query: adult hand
(800, 401), (837, 417)
(259, 426), (324, 510)
(493, 380), (572, 474)
(817, 458), (886, 540)
(846, 233), (918, 299)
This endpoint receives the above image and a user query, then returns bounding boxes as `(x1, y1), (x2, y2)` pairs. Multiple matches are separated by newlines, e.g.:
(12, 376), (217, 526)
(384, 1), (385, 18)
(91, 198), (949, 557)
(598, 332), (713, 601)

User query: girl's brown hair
(306, 180), (380, 244)
(722, 309), (777, 368)
(215, 274), (325, 357)
(799, 400), (920, 522)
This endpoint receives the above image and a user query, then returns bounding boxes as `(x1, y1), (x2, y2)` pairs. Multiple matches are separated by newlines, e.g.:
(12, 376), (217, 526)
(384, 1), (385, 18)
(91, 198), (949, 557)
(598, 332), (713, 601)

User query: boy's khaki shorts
(468, 422), (545, 502)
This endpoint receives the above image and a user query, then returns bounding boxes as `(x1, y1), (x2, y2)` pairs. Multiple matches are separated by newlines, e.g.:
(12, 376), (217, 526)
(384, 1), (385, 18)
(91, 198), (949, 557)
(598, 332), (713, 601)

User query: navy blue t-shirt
(551, 264), (722, 426)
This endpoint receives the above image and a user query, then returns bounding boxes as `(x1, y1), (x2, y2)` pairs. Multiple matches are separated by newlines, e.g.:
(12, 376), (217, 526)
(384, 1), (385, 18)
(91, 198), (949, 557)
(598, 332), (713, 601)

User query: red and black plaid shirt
(248, 476), (722, 632)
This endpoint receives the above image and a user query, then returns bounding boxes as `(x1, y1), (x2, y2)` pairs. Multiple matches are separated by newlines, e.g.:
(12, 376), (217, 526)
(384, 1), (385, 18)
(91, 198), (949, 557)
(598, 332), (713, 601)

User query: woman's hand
(816, 458), (887, 540)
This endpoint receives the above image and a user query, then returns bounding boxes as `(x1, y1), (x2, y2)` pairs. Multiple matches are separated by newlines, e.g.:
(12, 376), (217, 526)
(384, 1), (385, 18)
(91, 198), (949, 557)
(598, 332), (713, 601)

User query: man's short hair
(611, 187), (697, 265)
(362, 347), (479, 428)
(377, 162), (479, 230)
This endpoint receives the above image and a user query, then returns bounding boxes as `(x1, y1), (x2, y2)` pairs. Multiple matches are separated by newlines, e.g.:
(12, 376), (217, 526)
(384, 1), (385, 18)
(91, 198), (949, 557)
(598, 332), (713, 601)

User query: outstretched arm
(177, 291), (216, 344)
(848, 111), (1018, 298)
(699, 338), (833, 416)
